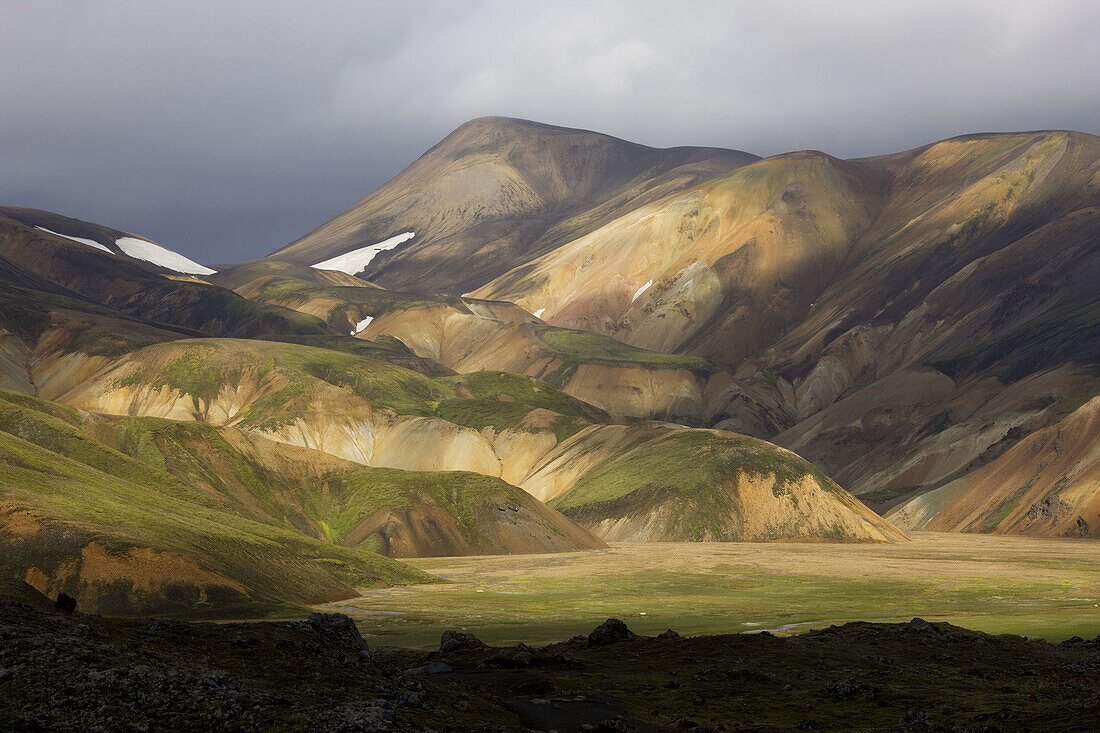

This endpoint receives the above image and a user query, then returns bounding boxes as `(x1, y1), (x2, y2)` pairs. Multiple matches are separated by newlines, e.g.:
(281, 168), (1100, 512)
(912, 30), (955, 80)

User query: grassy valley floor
(327, 532), (1100, 648)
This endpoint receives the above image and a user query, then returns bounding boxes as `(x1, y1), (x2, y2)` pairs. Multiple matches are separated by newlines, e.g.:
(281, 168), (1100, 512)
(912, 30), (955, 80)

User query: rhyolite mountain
(270, 117), (760, 294)
(265, 118), (1099, 538)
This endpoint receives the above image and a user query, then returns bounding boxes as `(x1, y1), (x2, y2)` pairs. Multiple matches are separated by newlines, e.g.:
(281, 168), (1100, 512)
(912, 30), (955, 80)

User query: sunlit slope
(55, 337), (613, 480)
(0, 389), (431, 615)
(540, 426), (906, 543)
(232, 273), (717, 421)
(80, 413), (605, 558)
(51, 338), (903, 543)
(466, 131), (1100, 515)
(888, 392), (1100, 537)
(771, 133), (1100, 503)
(474, 150), (881, 362)
(271, 117), (758, 293)
(474, 132), (1099, 367)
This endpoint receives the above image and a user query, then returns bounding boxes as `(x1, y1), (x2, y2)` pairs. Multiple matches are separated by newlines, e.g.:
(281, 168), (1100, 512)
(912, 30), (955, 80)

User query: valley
(332, 532), (1100, 648)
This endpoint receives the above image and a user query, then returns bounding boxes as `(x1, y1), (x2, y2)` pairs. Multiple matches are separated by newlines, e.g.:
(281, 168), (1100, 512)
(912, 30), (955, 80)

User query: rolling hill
(49, 335), (899, 543)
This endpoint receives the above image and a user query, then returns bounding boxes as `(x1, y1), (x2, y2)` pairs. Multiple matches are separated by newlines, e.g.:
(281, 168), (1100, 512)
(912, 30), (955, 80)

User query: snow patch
(533, 308), (546, 318)
(631, 279), (653, 303)
(350, 315), (374, 335)
(36, 226), (112, 254)
(115, 237), (216, 275)
(311, 232), (415, 275)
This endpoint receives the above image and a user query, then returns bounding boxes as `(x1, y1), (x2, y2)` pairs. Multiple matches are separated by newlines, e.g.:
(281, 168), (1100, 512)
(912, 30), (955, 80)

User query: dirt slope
(888, 394), (1100, 536)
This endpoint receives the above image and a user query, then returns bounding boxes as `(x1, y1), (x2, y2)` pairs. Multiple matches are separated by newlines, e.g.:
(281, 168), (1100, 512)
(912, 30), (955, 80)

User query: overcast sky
(2, 0), (1098, 263)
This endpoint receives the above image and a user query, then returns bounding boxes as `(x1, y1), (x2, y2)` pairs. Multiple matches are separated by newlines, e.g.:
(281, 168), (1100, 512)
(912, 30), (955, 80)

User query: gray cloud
(2, 0), (1098, 263)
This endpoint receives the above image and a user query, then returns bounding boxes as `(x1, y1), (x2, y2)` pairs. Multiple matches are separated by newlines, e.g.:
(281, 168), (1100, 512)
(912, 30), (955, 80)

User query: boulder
(587, 618), (637, 646)
(440, 629), (488, 653)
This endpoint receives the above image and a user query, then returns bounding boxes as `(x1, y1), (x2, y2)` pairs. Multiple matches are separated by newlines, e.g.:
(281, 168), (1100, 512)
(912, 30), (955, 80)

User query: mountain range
(1, 117), (1096, 614)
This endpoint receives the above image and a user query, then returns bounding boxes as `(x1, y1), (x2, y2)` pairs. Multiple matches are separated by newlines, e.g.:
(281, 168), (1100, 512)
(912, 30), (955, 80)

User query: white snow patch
(631, 279), (653, 303)
(115, 237), (216, 275)
(36, 226), (112, 254)
(533, 308), (546, 318)
(350, 315), (374, 335)
(311, 232), (415, 275)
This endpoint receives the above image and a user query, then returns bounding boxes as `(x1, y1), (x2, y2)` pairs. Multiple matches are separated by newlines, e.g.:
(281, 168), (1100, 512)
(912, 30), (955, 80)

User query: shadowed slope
(888, 393), (1100, 537)
(0, 212), (330, 340)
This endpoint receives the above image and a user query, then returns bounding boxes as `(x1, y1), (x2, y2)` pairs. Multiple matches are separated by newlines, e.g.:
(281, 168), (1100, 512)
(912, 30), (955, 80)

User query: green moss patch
(535, 326), (715, 373)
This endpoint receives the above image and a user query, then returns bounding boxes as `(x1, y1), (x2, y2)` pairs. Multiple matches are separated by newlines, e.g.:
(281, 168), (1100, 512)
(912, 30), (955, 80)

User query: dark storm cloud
(2, 0), (1098, 263)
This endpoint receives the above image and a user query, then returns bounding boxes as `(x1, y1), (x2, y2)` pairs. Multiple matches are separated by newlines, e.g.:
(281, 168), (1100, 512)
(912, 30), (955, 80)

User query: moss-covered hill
(57, 337), (617, 456)
(0, 389), (432, 616)
(49, 336), (907, 546)
(80, 409), (606, 558)
(0, 388), (605, 614)
(545, 427), (908, 543)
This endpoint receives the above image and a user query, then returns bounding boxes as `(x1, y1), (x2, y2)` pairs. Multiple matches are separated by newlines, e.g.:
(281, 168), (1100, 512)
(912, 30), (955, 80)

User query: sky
(2, 0), (1098, 264)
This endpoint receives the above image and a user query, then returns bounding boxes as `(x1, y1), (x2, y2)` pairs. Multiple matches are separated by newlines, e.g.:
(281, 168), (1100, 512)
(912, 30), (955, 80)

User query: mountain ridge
(276, 120), (1099, 536)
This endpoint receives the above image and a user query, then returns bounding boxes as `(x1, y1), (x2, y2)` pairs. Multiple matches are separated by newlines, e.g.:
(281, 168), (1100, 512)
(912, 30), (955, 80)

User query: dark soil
(2, 602), (1098, 731)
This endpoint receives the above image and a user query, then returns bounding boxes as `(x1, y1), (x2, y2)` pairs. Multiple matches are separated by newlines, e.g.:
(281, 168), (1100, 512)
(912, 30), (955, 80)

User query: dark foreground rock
(2, 603), (1098, 731)
(440, 629), (489, 653)
(587, 617), (639, 646)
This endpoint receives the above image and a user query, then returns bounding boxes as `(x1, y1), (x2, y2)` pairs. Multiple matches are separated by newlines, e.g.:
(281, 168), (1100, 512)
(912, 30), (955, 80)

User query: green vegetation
(434, 398), (534, 432)
(979, 481), (1033, 533)
(293, 468), (526, 549)
(550, 430), (836, 513)
(1045, 376), (1100, 423)
(434, 370), (610, 433)
(111, 340), (605, 439)
(550, 415), (589, 444)
(266, 332), (422, 362)
(439, 370), (608, 421)
(535, 326), (715, 374)
(0, 390), (432, 616)
(857, 484), (923, 509)
(543, 429), (849, 541)
(113, 340), (453, 427)
(337, 533), (1100, 648)
(157, 346), (234, 405)
(257, 278), (439, 313)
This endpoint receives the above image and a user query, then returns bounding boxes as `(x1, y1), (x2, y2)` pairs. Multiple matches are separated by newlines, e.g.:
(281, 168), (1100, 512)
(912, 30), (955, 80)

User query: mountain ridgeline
(1, 116), (1097, 614)
(266, 118), (1099, 539)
